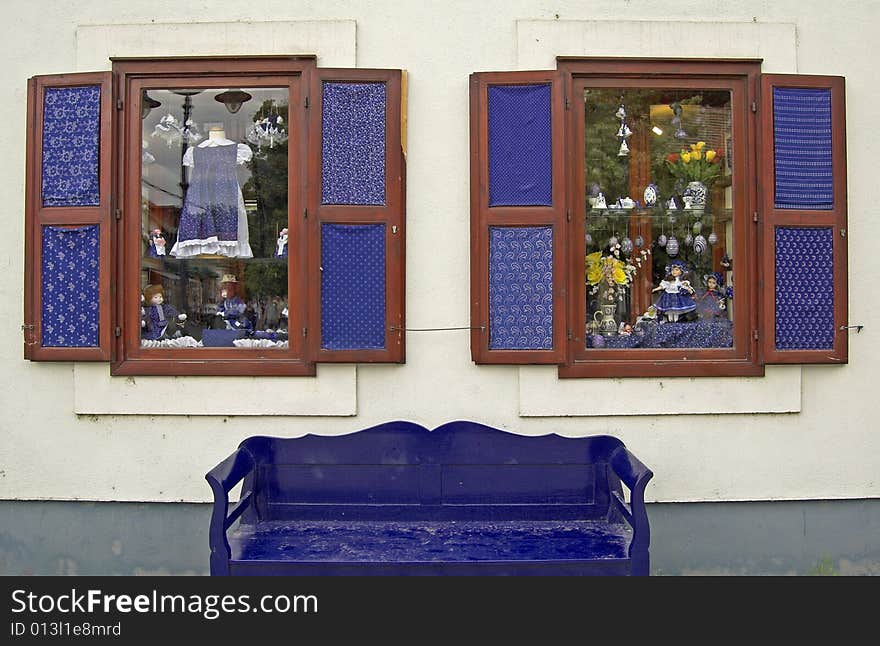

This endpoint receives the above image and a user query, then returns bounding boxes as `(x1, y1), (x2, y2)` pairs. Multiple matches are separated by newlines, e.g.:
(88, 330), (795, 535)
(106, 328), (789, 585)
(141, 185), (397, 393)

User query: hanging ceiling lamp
(214, 89), (253, 114)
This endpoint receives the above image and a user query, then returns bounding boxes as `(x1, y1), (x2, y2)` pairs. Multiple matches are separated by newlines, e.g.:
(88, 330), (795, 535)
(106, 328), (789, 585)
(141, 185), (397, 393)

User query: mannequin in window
(170, 125), (253, 258)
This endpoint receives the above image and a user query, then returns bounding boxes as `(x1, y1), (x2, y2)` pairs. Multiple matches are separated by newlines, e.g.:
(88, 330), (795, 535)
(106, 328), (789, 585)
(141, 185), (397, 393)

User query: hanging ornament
(685, 233), (694, 247)
(608, 235), (619, 247)
(671, 102), (688, 139)
(246, 107), (288, 148)
(692, 220), (703, 234)
(151, 113), (203, 147)
(621, 237), (633, 255)
(657, 234), (667, 247)
(666, 235), (679, 256)
(708, 231), (718, 245)
(615, 104), (626, 120)
(694, 235), (707, 254)
(616, 122), (633, 139)
(618, 139), (629, 156)
(585, 232), (593, 246)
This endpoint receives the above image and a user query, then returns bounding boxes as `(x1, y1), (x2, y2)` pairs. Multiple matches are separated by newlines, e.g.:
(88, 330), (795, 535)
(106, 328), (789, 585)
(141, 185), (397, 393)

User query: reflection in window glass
(139, 88), (290, 349)
(584, 88), (735, 350)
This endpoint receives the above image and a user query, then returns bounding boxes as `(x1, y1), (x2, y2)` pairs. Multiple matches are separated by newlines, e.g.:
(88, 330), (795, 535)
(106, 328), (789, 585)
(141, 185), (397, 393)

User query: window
(24, 57), (406, 375)
(470, 59), (847, 377)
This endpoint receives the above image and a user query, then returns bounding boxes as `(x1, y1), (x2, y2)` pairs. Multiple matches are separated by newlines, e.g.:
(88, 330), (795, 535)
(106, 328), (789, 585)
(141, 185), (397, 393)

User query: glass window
(583, 88), (735, 350)
(139, 87), (291, 350)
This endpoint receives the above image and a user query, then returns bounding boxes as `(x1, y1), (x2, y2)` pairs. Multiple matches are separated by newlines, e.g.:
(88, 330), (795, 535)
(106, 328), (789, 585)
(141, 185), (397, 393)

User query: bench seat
(208, 421), (654, 576)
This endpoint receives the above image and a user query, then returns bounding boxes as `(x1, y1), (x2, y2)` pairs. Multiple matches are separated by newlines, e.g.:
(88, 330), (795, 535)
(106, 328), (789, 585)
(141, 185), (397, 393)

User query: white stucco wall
(0, 1), (876, 504)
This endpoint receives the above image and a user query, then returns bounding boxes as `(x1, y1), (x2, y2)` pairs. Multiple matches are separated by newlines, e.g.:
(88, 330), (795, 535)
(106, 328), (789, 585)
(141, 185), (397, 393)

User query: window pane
(584, 88), (734, 349)
(140, 87), (290, 349)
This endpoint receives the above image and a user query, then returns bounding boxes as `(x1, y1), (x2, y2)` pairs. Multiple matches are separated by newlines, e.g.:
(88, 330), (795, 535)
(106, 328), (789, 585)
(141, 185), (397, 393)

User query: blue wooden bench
(206, 421), (654, 576)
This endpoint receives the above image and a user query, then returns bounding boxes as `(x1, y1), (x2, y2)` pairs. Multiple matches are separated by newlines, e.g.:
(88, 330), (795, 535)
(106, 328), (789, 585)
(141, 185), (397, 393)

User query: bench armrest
(609, 445), (654, 572)
(205, 448), (256, 576)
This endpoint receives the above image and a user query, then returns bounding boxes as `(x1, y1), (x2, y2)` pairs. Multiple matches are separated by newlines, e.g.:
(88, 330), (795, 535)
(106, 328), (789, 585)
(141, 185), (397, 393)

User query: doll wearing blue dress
(652, 260), (696, 322)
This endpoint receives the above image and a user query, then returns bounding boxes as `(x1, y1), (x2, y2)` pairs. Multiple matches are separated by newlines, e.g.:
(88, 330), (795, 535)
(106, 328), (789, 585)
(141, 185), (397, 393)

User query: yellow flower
(691, 149), (702, 160)
(611, 264), (628, 285)
(705, 150), (716, 162)
(680, 152), (691, 163)
(693, 141), (706, 150)
(585, 251), (604, 284)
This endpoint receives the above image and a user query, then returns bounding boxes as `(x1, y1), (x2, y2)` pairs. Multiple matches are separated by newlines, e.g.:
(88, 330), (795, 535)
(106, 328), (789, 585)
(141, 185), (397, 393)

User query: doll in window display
(275, 228), (289, 258)
(141, 284), (187, 340)
(695, 272), (728, 320)
(214, 274), (253, 331)
(146, 228), (167, 257)
(652, 260), (696, 323)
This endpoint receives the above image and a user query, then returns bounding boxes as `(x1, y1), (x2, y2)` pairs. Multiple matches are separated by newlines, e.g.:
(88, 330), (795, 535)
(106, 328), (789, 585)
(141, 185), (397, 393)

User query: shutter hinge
(753, 329), (759, 341)
(115, 327), (121, 338)
(303, 327), (308, 337)
(116, 99), (123, 111)
(753, 211), (759, 223)
(751, 101), (757, 113)
(565, 96), (570, 110)
(115, 208), (122, 221)
(840, 228), (846, 238)
(567, 328), (573, 341)
(304, 96), (310, 109)
(303, 207), (308, 219)
(566, 209), (571, 222)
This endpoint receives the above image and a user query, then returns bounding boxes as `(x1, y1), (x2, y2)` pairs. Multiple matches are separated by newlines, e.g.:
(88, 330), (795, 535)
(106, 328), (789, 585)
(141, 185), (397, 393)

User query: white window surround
(70, 20), (359, 416)
(515, 19), (803, 417)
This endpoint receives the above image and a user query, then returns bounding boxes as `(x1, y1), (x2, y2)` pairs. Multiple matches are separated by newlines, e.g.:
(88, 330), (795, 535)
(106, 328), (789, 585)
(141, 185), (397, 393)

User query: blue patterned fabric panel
(773, 87), (833, 209)
(488, 227), (553, 350)
(488, 84), (552, 207)
(321, 224), (386, 350)
(41, 85), (101, 207)
(322, 82), (386, 205)
(775, 227), (834, 350)
(41, 225), (100, 347)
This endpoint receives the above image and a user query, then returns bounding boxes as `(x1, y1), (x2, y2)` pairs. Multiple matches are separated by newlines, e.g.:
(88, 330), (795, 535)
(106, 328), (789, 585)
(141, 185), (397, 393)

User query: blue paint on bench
(206, 421), (653, 576)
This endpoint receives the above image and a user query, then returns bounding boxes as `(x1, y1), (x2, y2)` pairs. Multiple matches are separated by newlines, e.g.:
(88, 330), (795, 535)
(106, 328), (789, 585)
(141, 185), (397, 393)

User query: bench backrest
(238, 421), (625, 522)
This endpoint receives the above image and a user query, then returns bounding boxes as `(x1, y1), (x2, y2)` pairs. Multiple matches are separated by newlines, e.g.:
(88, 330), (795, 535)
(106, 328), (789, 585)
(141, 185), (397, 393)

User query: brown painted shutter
(470, 71), (566, 364)
(24, 72), (114, 361)
(308, 69), (405, 363)
(759, 75), (847, 364)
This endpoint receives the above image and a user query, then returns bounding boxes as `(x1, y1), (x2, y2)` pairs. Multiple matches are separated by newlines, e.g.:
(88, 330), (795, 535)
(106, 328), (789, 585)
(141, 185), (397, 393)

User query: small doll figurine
(215, 274), (252, 331)
(275, 228), (289, 258)
(146, 229), (167, 257)
(696, 272), (728, 319)
(142, 284), (181, 340)
(652, 260), (696, 323)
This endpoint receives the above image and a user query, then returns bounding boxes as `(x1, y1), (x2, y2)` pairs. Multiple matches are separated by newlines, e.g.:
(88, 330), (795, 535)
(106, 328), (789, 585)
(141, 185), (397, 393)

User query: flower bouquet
(586, 247), (639, 336)
(664, 141), (723, 187)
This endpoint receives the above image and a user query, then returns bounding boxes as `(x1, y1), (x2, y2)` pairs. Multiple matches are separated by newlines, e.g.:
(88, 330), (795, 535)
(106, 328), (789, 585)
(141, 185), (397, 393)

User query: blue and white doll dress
(655, 277), (697, 315)
(170, 140), (253, 258)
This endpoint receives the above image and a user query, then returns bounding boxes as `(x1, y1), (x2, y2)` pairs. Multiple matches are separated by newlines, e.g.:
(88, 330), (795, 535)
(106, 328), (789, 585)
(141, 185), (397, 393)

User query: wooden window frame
(96, 56), (406, 376)
(111, 56), (316, 376)
(557, 58), (763, 378)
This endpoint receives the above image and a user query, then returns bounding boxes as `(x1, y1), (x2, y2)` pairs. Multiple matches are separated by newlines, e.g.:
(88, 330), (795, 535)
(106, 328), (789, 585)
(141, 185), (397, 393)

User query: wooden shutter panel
(470, 71), (566, 364)
(24, 72), (114, 361)
(759, 75), (847, 364)
(308, 69), (405, 363)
